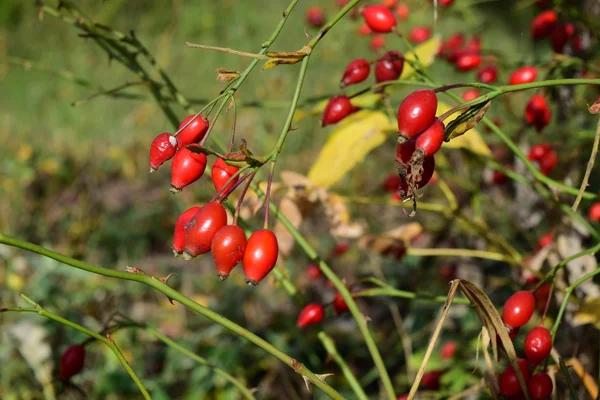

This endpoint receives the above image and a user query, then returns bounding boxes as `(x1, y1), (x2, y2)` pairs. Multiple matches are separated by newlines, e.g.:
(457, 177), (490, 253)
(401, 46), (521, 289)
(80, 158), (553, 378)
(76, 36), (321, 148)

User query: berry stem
(263, 161), (276, 229)
(8, 294), (151, 400)
(572, 115), (600, 212)
(211, 165), (253, 203)
(433, 82), (497, 93)
(234, 170), (257, 226)
(540, 282), (554, 324)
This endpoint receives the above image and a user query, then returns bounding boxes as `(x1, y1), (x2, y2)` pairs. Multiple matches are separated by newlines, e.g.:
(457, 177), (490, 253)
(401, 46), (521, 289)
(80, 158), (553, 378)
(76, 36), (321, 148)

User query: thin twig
(185, 42), (270, 59)
(572, 115), (600, 212)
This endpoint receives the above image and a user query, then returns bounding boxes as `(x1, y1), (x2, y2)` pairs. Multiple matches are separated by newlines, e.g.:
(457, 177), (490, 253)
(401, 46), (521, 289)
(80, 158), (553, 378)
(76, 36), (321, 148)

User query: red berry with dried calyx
(322, 95), (355, 126)
(509, 66), (538, 85)
(523, 326), (552, 364)
(177, 114), (209, 146)
(211, 224), (246, 280)
(183, 202), (227, 258)
(59, 344), (86, 381)
(414, 118), (445, 158)
(528, 372), (553, 399)
(499, 359), (531, 397)
(341, 59), (371, 88)
(525, 94), (552, 132)
(375, 51), (404, 83)
(243, 229), (279, 285)
(297, 303), (325, 327)
(211, 157), (239, 194)
(502, 291), (535, 328)
(170, 147), (208, 193)
(150, 133), (178, 172)
(397, 89), (438, 144)
(361, 5), (396, 33)
(172, 206), (201, 255)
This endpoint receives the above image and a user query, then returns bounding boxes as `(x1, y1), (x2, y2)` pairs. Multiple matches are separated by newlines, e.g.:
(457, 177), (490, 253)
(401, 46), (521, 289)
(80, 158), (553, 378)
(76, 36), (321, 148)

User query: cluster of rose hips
(149, 114), (279, 285)
(498, 290), (553, 399)
(531, 8), (584, 55)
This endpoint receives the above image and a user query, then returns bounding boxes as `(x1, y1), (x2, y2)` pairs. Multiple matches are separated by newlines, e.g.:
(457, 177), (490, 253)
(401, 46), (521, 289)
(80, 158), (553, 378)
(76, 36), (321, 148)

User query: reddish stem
(233, 170), (257, 225)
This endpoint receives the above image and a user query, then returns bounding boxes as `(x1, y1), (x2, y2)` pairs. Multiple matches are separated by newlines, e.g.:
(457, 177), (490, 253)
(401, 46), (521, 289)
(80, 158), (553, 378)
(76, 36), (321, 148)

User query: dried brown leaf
(273, 196), (303, 258)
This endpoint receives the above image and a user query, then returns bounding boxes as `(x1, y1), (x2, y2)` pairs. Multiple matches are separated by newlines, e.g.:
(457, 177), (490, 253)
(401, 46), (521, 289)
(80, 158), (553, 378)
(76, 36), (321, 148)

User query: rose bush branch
(1, 293), (151, 400)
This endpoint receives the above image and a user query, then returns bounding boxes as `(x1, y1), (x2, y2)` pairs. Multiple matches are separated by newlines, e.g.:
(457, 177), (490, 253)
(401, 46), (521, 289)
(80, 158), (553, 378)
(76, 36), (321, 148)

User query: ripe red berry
(408, 26), (431, 44)
(211, 157), (239, 194)
(375, 51), (404, 83)
(149, 133), (178, 172)
(439, 33), (464, 59)
(177, 114), (209, 146)
(462, 88), (480, 102)
(523, 326), (552, 364)
(370, 34), (385, 51)
(297, 303), (325, 327)
(341, 59), (371, 88)
(183, 202), (227, 258)
(537, 231), (554, 249)
(502, 291), (536, 328)
(172, 206), (201, 255)
(397, 89), (438, 143)
(509, 66), (538, 85)
(382, 173), (402, 191)
(357, 23), (372, 36)
(440, 341), (457, 359)
(477, 65), (498, 84)
(414, 118), (445, 158)
(395, 3), (409, 20)
(243, 229), (279, 285)
(361, 5), (396, 33)
(59, 344), (85, 381)
(211, 225), (247, 280)
(322, 95), (355, 126)
(525, 94), (552, 132)
(499, 359), (531, 397)
(421, 370), (444, 390)
(528, 143), (552, 161)
(528, 372), (553, 399)
(528, 144), (557, 176)
(464, 36), (482, 53)
(307, 263), (322, 280)
(333, 292), (350, 315)
(492, 169), (509, 185)
(455, 52), (482, 71)
(306, 6), (326, 28)
(170, 147), (208, 192)
(531, 10), (558, 39)
(551, 23), (575, 53)
(589, 203), (600, 222)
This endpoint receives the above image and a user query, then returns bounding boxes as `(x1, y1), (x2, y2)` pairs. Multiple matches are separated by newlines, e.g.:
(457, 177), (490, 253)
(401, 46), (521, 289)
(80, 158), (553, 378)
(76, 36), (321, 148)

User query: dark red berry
(531, 10), (558, 39)
(306, 6), (326, 28)
(421, 370), (444, 390)
(382, 173), (402, 191)
(59, 344), (85, 381)
(177, 114), (209, 146)
(341, 59), (371, 88)
(528, 144), (557, 176)
(333, 242), (350, 257)
(307, 263), (322, 280)
(439, 33), (464, 59)
(297, 303), (325, 327)
(414, 118), (445, 158)
(509, 327), (521, 340)
(322, 95), (355, 126)
(408, 26), (431, 44)
(172, 206), (201, 255)
(397, 89), (438, 143)
(462, 88), (479, 102)
(492, 169), (509, 185)
(333, 292), (350, 315)
(375, 51), (404, 83)
(243, 229), (279, 285)
(509, 66), (538, 85)
(523, 326), (552, 364)
(183, 202), (227, 258)
(528, 372), (553, 399)
(499, 359), (531, 397)
(589, 203), (600, 222)
(149, 133), (178, 172)
(170, 147), (208, 192)
(455, 52), (482, 71)
(525, 94), (551, 132)
(211, 157), (239, 194)
(477, 65), (498, 84)
(361, 5), (397, 33)
(211, 225), (247, 280)
(551, 23), (575, 53)
(502, 291), (535, 328)
(528, 143), (552, 161)
(464, 36), (482, 53)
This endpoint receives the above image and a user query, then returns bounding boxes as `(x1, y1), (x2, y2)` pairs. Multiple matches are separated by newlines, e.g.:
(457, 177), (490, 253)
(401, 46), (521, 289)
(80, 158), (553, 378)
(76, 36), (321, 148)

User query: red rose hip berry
(525, 94), (552, 132)
(183, 202), (227, 258)
(211, 157), (239, 194)
(523, 326), (552, 364)
(59, 344), (86, 381)
(322, 95), (355, 126)
(397, 89), (438, 143)
(408, 26), (431, 44)
(502, 291), (535, 328)
(243, 229), (279, 285)
(297, 303), (325, 327)
(375, 51), (404, 83)
(509, 66), (538, 85)
(306, 6), (326, 28)
(211, 224), (247, 280)
(361, 5), (396, 33)
(333, 292), (350, 315)
(150, 133), (178, 172)
(531, 10), (558, 39)
(177, 114), (209, 146)
(341, 59), (371, 88)
(589, 203), (600, 222)
(528, 372), (553, 399)
(172, 206), (201, 255)
(414, 118), (445, 158)
(455, 52), (482, 71)
(477, 65), (498, 84)
(499, 359), (531, 397)
(170, 147), (208, 192)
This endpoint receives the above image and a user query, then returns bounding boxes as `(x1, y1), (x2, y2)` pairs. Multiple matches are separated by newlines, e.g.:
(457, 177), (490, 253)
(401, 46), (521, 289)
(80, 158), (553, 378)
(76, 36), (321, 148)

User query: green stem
(318, 332), (369, 400)
(4, 295), (151, 400)
(354, 288), (470, 305)
(307, 0), (362, 49)
(0, 233), (343, 399)
(536, 242), (600, 290)
(559, 359), (580, 400)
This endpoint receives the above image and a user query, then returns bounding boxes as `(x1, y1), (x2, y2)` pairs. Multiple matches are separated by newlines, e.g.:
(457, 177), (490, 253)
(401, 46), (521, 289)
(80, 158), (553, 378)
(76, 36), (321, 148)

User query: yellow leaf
(574, 297), (600, 329)
(308, 110), (395, 187)
(437, 101), (491, 156)
(400, 35), (442, 79)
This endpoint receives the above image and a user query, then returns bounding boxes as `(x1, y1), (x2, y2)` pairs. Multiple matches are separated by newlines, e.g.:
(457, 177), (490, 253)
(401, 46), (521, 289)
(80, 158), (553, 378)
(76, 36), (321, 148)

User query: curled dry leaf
(589, 98), (600, 114)
(216, 68), (240, 82)
(444, 101), (491, 142)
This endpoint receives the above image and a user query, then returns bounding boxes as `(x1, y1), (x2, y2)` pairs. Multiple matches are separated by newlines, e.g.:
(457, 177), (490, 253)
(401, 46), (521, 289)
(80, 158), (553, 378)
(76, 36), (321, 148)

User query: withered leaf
(216, 68), (240, 82)
(444, 101), (491, 142)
